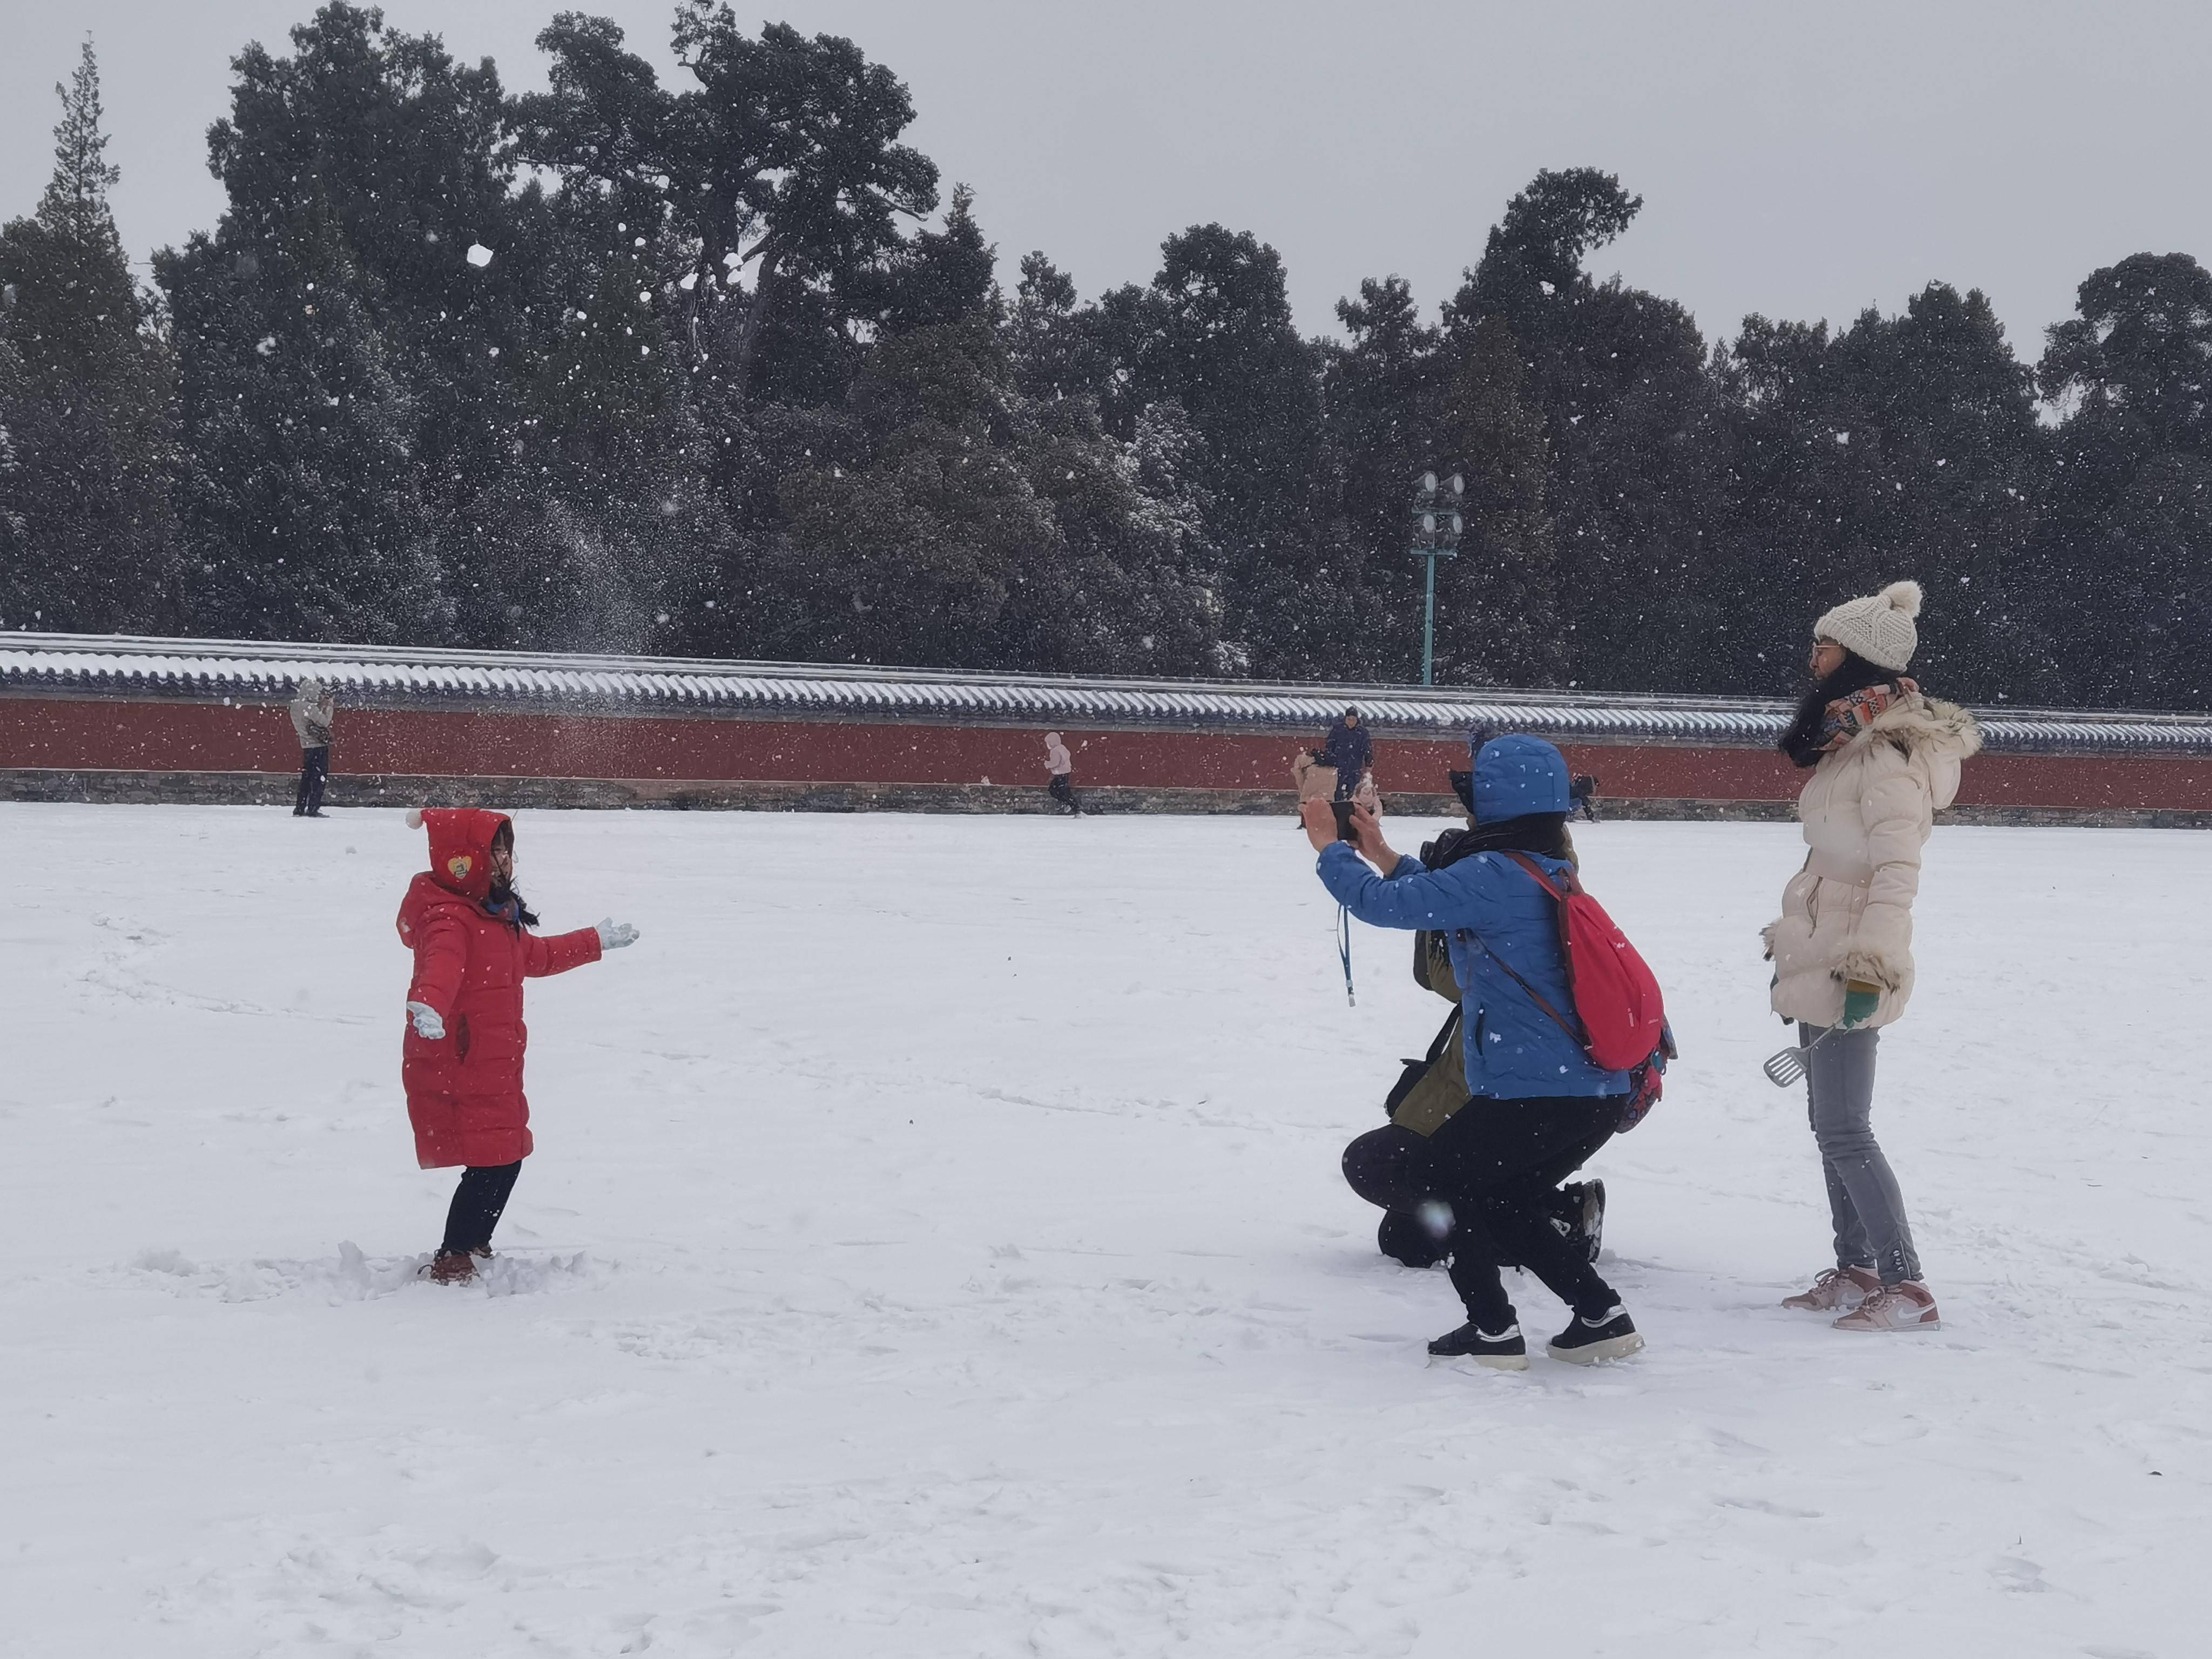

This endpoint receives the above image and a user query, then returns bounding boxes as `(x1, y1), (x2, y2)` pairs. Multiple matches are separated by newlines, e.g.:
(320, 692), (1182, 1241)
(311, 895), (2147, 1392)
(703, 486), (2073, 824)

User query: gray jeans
(1800, 1023), (1921, 1285)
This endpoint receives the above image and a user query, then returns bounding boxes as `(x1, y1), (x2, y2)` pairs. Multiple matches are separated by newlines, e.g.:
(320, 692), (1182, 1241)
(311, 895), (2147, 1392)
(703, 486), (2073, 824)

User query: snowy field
(3, 802), (2206, 1657)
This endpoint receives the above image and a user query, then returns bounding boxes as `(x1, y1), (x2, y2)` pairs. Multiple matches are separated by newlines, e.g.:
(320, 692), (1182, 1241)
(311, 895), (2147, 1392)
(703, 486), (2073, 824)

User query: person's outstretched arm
(524, 927), (602, 977)
(1300, 801), (1506, 933)
(522, 918), (639, 976)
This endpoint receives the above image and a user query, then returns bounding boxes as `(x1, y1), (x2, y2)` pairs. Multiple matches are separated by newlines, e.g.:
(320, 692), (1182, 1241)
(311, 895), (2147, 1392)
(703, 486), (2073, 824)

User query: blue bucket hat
(1468, 733), (1571, 821)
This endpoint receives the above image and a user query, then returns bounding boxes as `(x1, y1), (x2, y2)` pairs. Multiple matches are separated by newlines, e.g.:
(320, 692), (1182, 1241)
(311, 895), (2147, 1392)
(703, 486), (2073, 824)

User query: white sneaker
(1782, 1265), (1881, 1312)
(1831, 1280), (1940, 1332)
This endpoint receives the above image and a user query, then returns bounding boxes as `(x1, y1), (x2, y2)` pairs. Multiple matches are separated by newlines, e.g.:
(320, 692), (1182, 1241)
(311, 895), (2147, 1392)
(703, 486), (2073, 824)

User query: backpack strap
(1502, 849), (1573, 899)
(1480, 935), (1587, 1049)
(1503, 851), (1581, 984)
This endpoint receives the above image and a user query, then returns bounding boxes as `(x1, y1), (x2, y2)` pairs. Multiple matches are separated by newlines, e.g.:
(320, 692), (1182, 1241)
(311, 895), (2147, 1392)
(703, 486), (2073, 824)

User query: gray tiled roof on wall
(6, 631), (2210, 756)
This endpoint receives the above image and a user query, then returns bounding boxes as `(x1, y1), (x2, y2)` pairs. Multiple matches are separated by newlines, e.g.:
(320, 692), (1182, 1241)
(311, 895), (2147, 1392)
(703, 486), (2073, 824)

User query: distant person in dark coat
(289, 677), (335, 817)
(1321, 707), (1372, 801)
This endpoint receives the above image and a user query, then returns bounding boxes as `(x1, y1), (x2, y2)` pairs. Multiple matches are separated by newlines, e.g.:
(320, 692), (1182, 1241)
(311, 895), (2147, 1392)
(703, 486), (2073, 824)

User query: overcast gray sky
(5, 1), (2208, 361)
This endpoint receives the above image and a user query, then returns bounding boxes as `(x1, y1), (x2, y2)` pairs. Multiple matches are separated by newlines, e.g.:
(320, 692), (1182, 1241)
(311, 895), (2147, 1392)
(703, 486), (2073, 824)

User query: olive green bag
(1386, 1006), (1472, 1136)
(1414, 928), (1461, 1003)
(1379, 927), (1469, 1136)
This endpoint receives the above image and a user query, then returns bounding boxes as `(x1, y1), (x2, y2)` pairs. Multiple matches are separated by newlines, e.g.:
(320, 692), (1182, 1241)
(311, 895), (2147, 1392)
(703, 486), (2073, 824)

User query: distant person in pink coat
(1044, 732), (1082, 815)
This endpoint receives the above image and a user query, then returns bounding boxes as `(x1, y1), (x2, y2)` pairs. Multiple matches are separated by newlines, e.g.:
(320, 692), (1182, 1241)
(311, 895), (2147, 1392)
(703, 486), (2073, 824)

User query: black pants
(441, 1161), (522, 1257)
(1343, 1096), (1621, 1329)
(293, 746), (329, 815)
(1048, 773), (1079, 813)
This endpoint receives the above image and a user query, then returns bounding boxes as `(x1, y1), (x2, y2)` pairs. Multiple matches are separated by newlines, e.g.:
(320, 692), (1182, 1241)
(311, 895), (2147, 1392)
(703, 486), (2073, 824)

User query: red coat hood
(398, 808), (509, 942)
(420, 808), (508, 902)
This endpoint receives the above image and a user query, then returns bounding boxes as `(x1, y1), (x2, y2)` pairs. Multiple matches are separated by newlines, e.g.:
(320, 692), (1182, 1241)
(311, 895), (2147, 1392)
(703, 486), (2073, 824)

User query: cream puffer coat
(1764, 693), (1981, 1029)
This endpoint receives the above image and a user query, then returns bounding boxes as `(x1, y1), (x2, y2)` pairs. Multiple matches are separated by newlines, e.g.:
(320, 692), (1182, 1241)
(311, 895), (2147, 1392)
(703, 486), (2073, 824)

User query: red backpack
(1492, 853), (1671, 1111)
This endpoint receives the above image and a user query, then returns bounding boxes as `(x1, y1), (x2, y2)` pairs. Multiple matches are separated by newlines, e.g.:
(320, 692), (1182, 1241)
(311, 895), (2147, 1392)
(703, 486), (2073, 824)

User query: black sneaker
(1427, 1322), (1529, 1370)
(1547, 1305), (1644, 1365)
(1550, 1179), (1607, 1265)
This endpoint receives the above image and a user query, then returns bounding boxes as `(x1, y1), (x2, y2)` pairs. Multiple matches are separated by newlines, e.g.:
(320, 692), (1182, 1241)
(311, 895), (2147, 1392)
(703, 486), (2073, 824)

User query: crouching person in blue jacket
(1308, 734), (1643, 1370)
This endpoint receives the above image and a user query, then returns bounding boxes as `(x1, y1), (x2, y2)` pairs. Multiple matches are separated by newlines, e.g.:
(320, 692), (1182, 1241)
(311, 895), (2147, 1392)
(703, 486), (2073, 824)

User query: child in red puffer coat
(397, 808), (639, 1284)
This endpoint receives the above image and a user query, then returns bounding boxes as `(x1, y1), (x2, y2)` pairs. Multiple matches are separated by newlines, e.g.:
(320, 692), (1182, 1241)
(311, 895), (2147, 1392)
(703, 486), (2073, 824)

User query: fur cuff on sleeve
(1760, 921), (1779, 960)
(1833, 948), (1904, 990)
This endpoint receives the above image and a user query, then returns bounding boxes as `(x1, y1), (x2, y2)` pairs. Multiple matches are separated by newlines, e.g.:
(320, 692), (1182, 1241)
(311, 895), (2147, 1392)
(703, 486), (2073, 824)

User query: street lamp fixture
(1410, 469), (1465, 686)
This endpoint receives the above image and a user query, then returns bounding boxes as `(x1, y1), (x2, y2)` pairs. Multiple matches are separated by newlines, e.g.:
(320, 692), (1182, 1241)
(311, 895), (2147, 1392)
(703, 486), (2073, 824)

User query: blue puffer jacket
(1318, 841), (1630, 1100)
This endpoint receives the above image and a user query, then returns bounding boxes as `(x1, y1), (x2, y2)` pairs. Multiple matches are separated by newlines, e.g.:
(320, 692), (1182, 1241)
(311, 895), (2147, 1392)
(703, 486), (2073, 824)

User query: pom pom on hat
(406, 808), (426, 829)
(1815, 578), (1923, 673)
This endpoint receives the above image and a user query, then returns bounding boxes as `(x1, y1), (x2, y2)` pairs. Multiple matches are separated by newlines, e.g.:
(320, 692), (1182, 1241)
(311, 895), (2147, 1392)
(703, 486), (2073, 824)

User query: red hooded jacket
(396, 808), (601, 1169)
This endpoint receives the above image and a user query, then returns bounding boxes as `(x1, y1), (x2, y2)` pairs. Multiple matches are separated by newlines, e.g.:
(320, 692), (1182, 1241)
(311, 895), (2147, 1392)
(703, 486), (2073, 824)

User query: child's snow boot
(1548, 1306), (1643, 1364)
(1830, 1280), (1940, 1332)
(1427, 1322), (1529, 1370)
(1781, 1265), (1882, 1311)
(423, 1251), (478, 1285)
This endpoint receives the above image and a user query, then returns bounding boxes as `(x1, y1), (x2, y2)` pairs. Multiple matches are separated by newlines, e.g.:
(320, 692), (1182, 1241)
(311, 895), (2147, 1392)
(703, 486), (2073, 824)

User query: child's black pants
(441, 1161), (522, 1256)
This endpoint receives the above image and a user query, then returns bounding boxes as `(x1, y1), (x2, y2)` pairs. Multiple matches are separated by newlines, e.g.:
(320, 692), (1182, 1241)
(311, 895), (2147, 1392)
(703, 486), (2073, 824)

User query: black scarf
(1779, 652), (1904, 769)
(1420, 812), (1573, 871)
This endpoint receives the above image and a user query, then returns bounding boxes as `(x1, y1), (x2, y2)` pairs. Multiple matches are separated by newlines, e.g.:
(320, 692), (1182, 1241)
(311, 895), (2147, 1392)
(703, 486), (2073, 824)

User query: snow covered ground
(2, 802), (2205, 1657)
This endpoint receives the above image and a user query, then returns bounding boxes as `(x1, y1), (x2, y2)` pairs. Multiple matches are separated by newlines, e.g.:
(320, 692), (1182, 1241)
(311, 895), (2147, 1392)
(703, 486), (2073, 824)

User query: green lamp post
(1411, 470), (1465, 686)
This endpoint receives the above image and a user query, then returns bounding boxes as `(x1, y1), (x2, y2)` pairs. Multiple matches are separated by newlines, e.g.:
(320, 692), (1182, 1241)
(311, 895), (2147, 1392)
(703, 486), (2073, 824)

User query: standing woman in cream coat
(1765, 580), (1980, 1332)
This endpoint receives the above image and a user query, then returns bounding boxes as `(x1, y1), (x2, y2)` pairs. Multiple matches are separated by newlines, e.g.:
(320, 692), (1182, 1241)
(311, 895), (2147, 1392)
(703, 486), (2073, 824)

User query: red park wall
(6, 696), (2212, 812)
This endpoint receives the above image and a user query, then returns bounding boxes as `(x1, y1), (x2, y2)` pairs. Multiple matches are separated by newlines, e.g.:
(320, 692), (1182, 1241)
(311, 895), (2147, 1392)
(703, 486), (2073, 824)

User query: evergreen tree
(765, 199), (1225, 673)
(872, 185), (1000, 334)
(649, 4), (938, 411)
(2043, 253), (2212, 456)
(1446, 169), (1722, 692)
(1820, 285), (2042, 697)
(1017, 393), (1229, 676)
(771, 318), (1058, 666)
(1718, 286), (2043, 701)
(157, 3), (726, 650)
(160, 233), (450, 642)
(158, 4), (499, 641)
(1434, 315), (1561, 685)
(0, 336), (31, 584)
(0, 40), (180, 633)
(2033, 253), (2212, 705)
(1123, 225), (1327, 673)
(1317, 275), (1447, 680)
(1006, 250), (1109, 402)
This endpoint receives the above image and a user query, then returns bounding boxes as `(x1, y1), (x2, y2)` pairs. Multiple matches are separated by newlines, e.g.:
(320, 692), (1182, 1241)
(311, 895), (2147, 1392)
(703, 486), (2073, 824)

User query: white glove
(407, 1001), (447, 1040)
(596, 918), (639, 950)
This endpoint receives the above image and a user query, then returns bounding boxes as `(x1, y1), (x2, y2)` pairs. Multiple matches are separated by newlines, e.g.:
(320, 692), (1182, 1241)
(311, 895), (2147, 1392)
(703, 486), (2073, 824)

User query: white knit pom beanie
(1815, 579), (1923, 673)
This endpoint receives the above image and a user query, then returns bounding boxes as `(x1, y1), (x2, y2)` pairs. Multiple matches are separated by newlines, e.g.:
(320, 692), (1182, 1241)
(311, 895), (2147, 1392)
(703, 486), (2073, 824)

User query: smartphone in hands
(1330, 800), (1357, 842)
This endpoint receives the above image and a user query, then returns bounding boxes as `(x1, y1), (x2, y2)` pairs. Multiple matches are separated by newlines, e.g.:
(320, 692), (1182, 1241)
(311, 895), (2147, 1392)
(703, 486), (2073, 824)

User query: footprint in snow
(121, 1241), (604, 1303)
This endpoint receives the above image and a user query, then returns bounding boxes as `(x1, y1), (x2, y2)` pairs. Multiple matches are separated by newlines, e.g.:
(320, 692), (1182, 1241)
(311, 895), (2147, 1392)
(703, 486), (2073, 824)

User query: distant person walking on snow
(1320, 707), (1373, 801)
(288, 677), (335, 817)
(1767, 580), (1979, 1332)
(1044, 731), (1081, 815)
(397, 808), (640, 1285)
